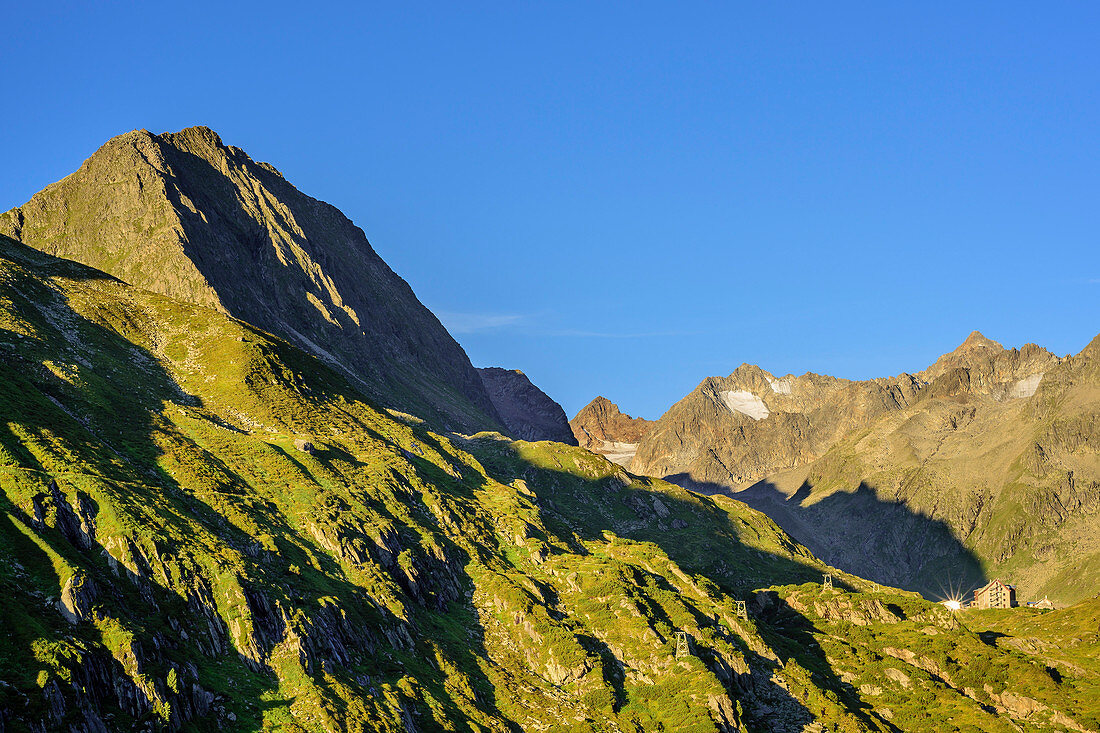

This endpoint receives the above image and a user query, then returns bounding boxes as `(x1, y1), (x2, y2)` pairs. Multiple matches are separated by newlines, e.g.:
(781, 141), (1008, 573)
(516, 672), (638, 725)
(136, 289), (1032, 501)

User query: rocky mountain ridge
(630, 363), (926, 486)
(624, 332), (1100, 605)
(918, 330), (1058, 393)
(1, 126), (503, 434)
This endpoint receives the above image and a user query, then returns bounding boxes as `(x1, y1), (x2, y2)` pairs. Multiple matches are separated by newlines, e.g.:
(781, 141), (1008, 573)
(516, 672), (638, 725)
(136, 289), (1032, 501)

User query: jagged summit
(570, 396), (653, 446)
(163, 124), (229, 148)
(580, 395), (648, 422)
(1, 126), (502, 432)
(918, 330), (1005, 376)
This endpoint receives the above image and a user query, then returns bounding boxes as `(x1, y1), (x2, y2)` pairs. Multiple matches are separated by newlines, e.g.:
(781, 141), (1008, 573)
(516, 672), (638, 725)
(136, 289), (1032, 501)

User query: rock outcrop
(476, 367), (576, 444)
(0, 126), (502, 433)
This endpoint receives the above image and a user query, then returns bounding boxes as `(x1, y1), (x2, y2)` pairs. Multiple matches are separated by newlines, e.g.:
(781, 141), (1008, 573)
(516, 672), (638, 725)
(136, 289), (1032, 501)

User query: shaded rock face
(0, 126), (501, 433)
(569, 396), (654, 467)
(627, 332), (1100, 604)
(476, 367), (576, 444)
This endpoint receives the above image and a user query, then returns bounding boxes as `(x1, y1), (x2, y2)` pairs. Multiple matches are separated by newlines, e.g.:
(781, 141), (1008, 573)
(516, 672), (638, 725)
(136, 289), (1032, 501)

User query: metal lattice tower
(675, 631), (692, 658)
(823, 574), (833, 591)
(735, 600), (748, 619)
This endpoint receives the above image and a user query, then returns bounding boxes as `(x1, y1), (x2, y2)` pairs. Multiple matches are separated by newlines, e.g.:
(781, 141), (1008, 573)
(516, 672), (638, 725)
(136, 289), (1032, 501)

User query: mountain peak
(959, 330), (1003, 350)
(1, 126), (503, 432)
(916, 330), (1061, 392)
(575, 396), (631, 420)
(570, 397), (653, 460)
(169, 124), (223, 143)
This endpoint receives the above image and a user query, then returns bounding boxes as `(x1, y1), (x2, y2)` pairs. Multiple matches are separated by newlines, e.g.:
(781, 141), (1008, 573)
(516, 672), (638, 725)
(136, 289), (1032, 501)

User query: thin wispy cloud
(436, 309), (697, 339)
(436, 311), (525, 334)
(543, 328), (697, 339)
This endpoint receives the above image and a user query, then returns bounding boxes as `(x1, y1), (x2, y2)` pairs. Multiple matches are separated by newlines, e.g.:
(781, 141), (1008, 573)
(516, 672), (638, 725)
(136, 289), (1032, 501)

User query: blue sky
(4, 2), (1098, 419)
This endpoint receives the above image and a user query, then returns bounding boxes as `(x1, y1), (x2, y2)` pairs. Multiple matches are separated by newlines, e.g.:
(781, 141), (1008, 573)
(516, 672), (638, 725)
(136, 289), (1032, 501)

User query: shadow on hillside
(670, 474), (988, 601)
(0, 234), (899, 729)
(463, 439), (902, 730)
(0, 249), (296, 728)
(0, 246), (517, 731)
(751, 590), (902, 732)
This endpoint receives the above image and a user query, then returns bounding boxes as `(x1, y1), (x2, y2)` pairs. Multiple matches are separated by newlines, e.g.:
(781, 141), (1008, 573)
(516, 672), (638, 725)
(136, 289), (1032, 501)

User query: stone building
(973, 579), (1017, 609)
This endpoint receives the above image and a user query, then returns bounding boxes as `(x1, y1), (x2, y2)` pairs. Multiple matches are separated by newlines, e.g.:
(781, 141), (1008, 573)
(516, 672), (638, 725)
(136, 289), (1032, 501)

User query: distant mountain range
(575, 331), (1100, 606)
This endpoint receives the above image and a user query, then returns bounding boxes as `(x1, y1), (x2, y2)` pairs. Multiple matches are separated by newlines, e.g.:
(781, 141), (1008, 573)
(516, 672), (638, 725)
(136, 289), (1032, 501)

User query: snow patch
(768, 378), (792, 394)
(1009, 373), (1044, 399)
(721, 390), (770, 420)
(599, 441), (637, 467)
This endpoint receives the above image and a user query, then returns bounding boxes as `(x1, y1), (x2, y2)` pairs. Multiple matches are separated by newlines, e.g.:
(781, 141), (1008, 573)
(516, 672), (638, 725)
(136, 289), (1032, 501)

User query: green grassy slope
(1, 235), (1094, 732)
(0, 235), (822, 732)
(757, 587), (1100, 732)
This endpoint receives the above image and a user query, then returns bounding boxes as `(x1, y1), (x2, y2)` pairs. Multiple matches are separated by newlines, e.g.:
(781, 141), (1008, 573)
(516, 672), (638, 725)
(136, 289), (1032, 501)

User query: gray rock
(59, 571), (98, 624)
(477, 367), (576, 444)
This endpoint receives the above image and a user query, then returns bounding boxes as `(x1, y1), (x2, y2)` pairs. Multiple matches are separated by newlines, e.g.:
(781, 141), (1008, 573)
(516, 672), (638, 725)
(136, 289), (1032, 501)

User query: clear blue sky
(4, 3), (1098, 419)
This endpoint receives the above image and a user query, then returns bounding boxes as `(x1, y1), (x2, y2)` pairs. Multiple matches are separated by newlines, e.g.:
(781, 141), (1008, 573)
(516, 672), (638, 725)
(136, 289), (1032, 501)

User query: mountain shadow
(0, 243), (288, 729)
(457, 438), (906, 731)
(669, 474), (988, 601)
(0, 233), (908, 731)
